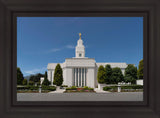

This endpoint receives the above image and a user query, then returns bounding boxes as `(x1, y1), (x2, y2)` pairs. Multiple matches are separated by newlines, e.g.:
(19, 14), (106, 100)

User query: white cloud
(45, 48), (62, 54)
(46, 44), (75, 54)
(66, 45), (75, 49)
(24, 67), (47, 75)
(50, 48), (62, 52)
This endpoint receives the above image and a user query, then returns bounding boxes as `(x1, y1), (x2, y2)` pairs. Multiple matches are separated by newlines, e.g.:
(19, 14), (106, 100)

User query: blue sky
(17, 17), (143, 76)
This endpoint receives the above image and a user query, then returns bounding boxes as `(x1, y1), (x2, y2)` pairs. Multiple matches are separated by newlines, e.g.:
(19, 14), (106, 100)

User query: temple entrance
(73, 68), (87, 87)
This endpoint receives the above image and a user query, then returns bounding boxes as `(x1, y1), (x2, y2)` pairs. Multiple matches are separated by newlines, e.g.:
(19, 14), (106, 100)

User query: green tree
(17, 67), (24, 85)
(22, 79), (28, 85)
(124, 75), (136, 84)
(42, 71), (51, 86)
(125, 64), (137, 79)
(97, 65), (106, 84)
(104, 64), (112, 84)
(29, 73), (44, 83)
(53, 64), (63, 86)
(137, 59), (144, 79)
(110, 67), (124, 84)
(124, 64), (137, 84)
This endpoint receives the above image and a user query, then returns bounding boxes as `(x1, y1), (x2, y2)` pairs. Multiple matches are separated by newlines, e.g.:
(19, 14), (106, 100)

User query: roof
(96, 62), (128, 68)
(47, 63), (64, 70)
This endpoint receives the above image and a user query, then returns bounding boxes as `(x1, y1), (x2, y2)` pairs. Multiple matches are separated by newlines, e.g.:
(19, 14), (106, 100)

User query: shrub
(71, 86), (77, 90)
(22, 79), (27, 85)
(88, 88), (94, 90)
(29, 86), (39, 90)
(103, 86), (117, 91)
(28, 81), (34, 85)
(17, 86), (30, 90)
(66, 86), (77, 90)
(17, 85), (39, 91)
(42, 86), (56, 91)
(83, 86), (93, 90)
(84, 86), (89, 89)
(121, 85), (143, 89)
(66, 87), (71, 90)
(61, 85), (68, 87)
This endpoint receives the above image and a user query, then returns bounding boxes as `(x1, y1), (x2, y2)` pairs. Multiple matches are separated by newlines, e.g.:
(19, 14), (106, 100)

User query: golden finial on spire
(79, 33), (81, 39)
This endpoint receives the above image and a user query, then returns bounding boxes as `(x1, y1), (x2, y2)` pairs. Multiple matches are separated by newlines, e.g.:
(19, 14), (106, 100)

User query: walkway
(17, 92), (143, 101)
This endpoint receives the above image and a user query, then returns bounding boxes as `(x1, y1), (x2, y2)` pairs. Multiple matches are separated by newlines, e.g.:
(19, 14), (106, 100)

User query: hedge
(103, 86), (117, 91)
(103, 85), (143, 91)
(121, 85), (143, 89)
(66, 86), (77, 90)
(17, 85), (56, 91)
(66, 86), (94, 91)
(42, 86), (56, 91)
(17, 86), (39, 90)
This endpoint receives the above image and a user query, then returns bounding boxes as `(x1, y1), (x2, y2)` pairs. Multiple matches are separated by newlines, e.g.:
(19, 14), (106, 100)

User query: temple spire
(79, 33), (81, 39)
(75, 33), (85, 58)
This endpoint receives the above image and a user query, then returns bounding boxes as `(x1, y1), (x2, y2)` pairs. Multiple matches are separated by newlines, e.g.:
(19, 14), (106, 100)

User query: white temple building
(47, 33), (128, 88)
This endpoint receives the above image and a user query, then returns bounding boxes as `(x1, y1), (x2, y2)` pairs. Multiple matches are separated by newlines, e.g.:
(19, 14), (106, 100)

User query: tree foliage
(29, 73), (44, 83)
(137, 59), (144, 79)
(53, 64), (63, 86)
(124, 64), (137, 84)
(110, 67), (124, 84)
(97, 65), (106, 84)
(42, 71), (51, 86)
(28, 81), (34, 85)
(17, 67), (24, 85)
(124, 64), (137, 79)
(22, 79), (28, 85)
(124, 75), (136, 84)
(104, 64), (112, 84)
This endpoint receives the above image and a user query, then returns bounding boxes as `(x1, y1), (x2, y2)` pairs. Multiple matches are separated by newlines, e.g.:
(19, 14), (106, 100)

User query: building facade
(47, 33), (128, 88)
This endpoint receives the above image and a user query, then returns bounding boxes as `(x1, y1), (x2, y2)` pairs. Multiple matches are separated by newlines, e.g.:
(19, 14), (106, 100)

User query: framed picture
(0, 0), (160, 118)
(16, 16), (143, 102)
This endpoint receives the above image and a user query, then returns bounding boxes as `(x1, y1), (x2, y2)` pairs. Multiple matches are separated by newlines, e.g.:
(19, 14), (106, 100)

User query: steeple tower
(75, 33), (85, 58)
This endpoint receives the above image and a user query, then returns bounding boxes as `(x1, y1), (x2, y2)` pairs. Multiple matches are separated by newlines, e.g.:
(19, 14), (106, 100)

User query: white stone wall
(121, 68), (125, 75)
(51, 70), (54, 85)
(48, 70), (51, 82)
(136, 79), (143, 85)
(65, 68), (73, 87)
(87, 68), (95, 88)
(40, 77), (44, 84)
(47, 59), (130, 88)
(98, 83), (106, 90)
(63, 68), (67, 85)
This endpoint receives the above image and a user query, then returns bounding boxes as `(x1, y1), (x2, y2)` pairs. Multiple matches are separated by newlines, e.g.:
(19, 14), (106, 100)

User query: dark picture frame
(0, 0), (160, 118)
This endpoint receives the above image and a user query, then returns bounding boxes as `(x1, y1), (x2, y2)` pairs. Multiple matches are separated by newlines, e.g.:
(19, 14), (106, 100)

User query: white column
(78, 68), (79, 87)
(51, 71), (53, 86)
(75, 68), (77, 87)
(48, 70), (51, 81)
(84, 68), (85, 86)
(74, 68), (76, 86)
(85, 68), (87, 86)
(81, 68), (82, 87)
(118, 85), (121, 92)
